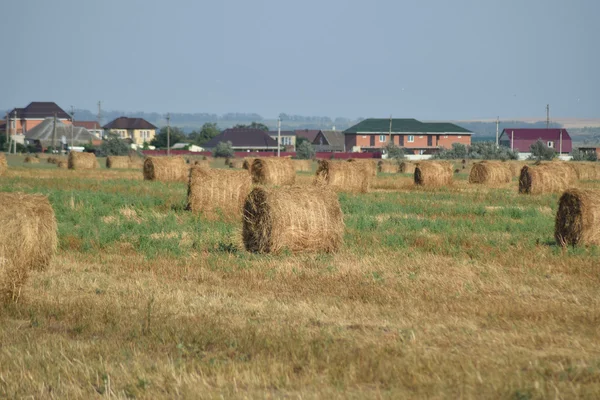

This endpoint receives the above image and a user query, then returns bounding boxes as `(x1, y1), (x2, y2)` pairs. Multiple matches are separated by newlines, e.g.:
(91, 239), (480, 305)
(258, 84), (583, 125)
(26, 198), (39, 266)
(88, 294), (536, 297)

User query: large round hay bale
(187, 166), (252, 219)
(399, 161), (416, 174)
(468, 161), (513, 184)
(242, 186), (344, 254)
(569, 162), (600, 181)
(315, 160), (371, 193)
(68, 152), (98, 170)
(47, 157), (58, 164)
(555, 189), (600, 247)
(143, 156), (188, 182)
(251, 158), (296, 186)
(0, 193), (57, 301)
(414, 162), (453, 186)
(128, 156), (144, 169)
(293, 159), (312, 172)
(347, 159), (377, 177)
(106, 156), (130, 169)
(229, 159), (244, 169)
(24, 156), (40, 164)
(192, 159), (210, 169)
(0, 153), (7, 176)
(242, 158), (256, 172)
(378, 160), (399, 173)
(505, 161), (526, 177)
(518, 163), (577, 194)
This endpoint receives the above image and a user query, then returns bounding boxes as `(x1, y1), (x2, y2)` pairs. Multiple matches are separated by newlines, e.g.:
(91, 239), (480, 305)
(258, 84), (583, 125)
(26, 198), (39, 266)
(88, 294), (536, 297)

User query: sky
(2, 0), (599, 120)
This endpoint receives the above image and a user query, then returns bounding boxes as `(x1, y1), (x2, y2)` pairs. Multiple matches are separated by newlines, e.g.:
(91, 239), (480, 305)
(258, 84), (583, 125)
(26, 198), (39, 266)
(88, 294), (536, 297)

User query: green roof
(344, 118), (472, 134)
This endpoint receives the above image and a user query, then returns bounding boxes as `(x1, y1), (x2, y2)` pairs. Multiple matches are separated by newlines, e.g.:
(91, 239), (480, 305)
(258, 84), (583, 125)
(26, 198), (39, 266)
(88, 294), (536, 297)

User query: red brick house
(343, 118), (472, 155)
(3, 102), (72, 135)
(499, 129), (572, 154)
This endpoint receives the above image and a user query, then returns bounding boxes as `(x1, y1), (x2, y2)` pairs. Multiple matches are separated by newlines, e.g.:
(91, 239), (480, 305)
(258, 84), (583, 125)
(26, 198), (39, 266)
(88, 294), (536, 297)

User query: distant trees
(188, 122), (220, 145)
(213, 141), (234, 158)
(296, 141), (315, 160)
(435, 142), (519, 160)
(97, 132), (131, 156)
(150, 126), (187, 148)
(233, 122), (269, 131)
(529, 139), (556, 161)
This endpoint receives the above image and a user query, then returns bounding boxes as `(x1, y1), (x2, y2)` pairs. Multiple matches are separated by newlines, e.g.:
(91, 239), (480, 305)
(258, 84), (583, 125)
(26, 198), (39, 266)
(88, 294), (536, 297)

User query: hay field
(1, 155), (599, 398)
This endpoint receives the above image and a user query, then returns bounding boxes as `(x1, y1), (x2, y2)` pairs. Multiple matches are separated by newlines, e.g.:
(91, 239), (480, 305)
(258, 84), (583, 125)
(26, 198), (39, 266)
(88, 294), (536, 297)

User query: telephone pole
(388, 115), (393, 143)
(97, 101), (103, 138)
(546, 104), (550, 129)
(52, 113), (57, 152)
(277, 117), (281, 157)
(495, 116), (499, 147)
(70, 105), (75, 152)
(166, 113), (171, 156)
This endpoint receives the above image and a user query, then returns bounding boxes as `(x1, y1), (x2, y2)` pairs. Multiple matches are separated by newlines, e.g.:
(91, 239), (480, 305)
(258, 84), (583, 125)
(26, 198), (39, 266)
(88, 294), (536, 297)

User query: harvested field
(251, 158), (295, 186)
(143, 156), (188, 182)
(24, 156), (40, 163)
(229, 158), (244, 169)
(57, 161), (68, 169)
(519, 163), (578, 194)
(0, 153), (7, 175)
(292, 159), (312, 172)
(468, 161), (512, 184)
(315, 159), (371, 193)
(414, 162), (453, 186)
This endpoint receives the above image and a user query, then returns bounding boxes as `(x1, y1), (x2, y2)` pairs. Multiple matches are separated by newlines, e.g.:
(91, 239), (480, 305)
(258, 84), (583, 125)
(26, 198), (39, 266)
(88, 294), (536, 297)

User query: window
(444, 135), (448, 139)
(407, 135), (414, 143)
(548, 141), (554, 148)
(419, 136), (423, 139)
(362, 135), (367, 139)
(379, 135), (386, 142)
(457, 136), (462, 139)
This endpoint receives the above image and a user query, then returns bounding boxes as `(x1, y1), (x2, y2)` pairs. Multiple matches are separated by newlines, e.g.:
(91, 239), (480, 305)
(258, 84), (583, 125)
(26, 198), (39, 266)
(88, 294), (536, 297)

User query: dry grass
(24, 156), (40, 164)
(378, 160), (399, 173)
(292, 159), (312, 172)
(570, 162), (600, 180)
(347, 158), (377, 177)
(229, 158), (245, 169)
(0, 153), (7, 176)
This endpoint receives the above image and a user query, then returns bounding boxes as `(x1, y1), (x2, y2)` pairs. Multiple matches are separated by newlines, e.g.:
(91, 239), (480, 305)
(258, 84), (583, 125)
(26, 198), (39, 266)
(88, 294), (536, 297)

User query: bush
(296, 141), (315, 160)
(529, 139), (556, 161)
(434, 141), (519, 160)
(213, 141), (234, 158)
(96, 133), (130, 157)
(384, 143), (404, 160)
(571, 149), (598, 162)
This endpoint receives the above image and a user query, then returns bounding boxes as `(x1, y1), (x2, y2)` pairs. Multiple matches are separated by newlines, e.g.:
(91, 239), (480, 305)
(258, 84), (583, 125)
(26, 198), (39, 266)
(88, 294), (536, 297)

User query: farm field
(1, 155), (599, 399)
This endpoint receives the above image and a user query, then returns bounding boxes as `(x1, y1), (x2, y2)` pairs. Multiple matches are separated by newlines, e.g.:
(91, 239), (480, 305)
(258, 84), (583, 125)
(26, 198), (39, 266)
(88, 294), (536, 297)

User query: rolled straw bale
(229, 158), (244, 169)
(468, 161), (512, 184)
(68, 152), (98, 170)
(224, 157), (231, 166)
(293, 159), (312, 172)
(347, 159), (377, 177)
(518, 163), (577, 194)
(506, 161), (526, 177)
(106, 156), (130, 169)
(192, 159), (211, 169)
(414, 162), (453, 186)
(399, 161), (416, 174)
(251, 158), (296, 186)
(314, 160), (371, 193)
(569, 162), (600, 181)
(0, 153), (7, 176)
(57, 161), (68, 169)
(24, 156), (40, 164)
(555, 189), (600, 247)
(47, 157), (58, 164)
(143, 156), (188, 182)
(187, 166), (252, 219)
(128, 156), (144, 169)
(0, 192), (57, 301)
(242, 186), (344, 254)
(242, 158), (256, 172)
(378, 160), (399, 173)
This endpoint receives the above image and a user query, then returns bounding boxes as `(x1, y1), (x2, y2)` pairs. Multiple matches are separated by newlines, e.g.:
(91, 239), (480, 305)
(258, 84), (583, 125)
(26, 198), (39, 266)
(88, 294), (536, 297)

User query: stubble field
(1, 155), (599, 399)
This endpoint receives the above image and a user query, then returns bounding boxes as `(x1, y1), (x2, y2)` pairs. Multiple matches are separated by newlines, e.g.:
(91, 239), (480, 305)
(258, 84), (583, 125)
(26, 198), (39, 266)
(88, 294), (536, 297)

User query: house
(103, 117), (157, 145)
(343, 118), (472, 154)
(3, 102), (72, 136)
(24, 118), (97, 150)
(202, 128), (279, 152)
(267, 130), (296, 151)
(313, 130), (345, 152)
(171, 143), (204, 152)
(578, 146), (600, 158)
(294, 129), (320, 143)
(499, 129), (572, 154)
(73, 121), (103, 138)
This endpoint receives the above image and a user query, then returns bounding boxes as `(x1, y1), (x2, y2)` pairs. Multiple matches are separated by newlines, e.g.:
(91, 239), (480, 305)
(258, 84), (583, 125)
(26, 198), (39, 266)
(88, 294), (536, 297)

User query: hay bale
(518, 163), (577, 194)
(68, 152), (98, 170)
(505, 161), (526, 177)
(414, 162), (453, 186)
(192, 159), (211, 169)
(229, 159), (244, 169)
(0, 193), (57, 301)
(242, 186), (344, 254)
(143, 156), (189, 182)
(0, 153), (7, 176)
(128, 156), (144, 169)
(468, 161), (513, 184)
(378, 160), (399, 173)
(347, 159), (377, 177)
(24, 156), (40, 164)
(187, 166), (252, 219)
(555, 189), (600, 246)
(106, 156), (130, 169)
(57, 161), (68, 169)
(293, 159), (312, 172)
(315, 160), (371, 193)
(399, 161), (416, 174)
(242, 158), (256, 172)
(569, 162), (600, 181)
(47, 157), (58, 164)
(251, 158), (296, 186)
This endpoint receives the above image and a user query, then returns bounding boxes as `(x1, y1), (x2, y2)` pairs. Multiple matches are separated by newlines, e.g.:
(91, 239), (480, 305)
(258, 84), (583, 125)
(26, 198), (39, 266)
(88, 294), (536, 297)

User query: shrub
(213, 141), (234, 158)
(572, 149), (598, 162)
(296, 141), (315, 160)
(384, 143), (404, 160)
(529, 139), (556, 161)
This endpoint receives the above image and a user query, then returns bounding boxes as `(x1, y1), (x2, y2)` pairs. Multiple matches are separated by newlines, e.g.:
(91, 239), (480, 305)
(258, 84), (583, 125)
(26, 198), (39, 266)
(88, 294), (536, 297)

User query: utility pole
(4, 112), (8, 149)
(97, 101), (102, 138)
(277, 117), (281, 157)
(52, 113), (57, 153)
(546, 104), (550, 129)
(70, 105), (75, 152)
(388, 114), (393, 144)
(495, 116), (499, 147)
(166, 113), (171, 156)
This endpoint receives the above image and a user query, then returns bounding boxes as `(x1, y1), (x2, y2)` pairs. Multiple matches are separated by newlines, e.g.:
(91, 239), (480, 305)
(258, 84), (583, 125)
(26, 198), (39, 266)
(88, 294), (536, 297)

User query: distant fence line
(141, 150), (383, 159)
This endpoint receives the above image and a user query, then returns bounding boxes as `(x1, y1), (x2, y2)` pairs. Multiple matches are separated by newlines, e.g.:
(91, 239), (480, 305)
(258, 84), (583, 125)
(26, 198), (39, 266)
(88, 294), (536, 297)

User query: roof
(267, 130), (295, 137)
(25, 118), (98, 144)
(344, 118), (425, 134)
(203, 128), (278, 148)
(294, 129), (320, 142)
(315, 130), (345, 147)
(73, 121), (102, 130)
(7, 102), (71, 120)
(500, 128), (571, 141)
(420, 122), (472, 134)
(103, 117), (157, 130)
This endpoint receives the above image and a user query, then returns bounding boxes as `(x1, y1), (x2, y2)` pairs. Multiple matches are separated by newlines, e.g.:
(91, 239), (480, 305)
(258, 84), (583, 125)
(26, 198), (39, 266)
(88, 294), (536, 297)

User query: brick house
(203, 128), (279, 152)
(267, 130), (296, 151)
(499, 129), (572, 154)
(103, 117), (157, 145)
(343, 118), (472, 154)
(3, 102), (72, 136)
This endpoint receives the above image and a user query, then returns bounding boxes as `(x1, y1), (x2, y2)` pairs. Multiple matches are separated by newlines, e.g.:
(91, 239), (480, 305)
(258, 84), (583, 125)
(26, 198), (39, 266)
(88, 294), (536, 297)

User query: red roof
(203, 128), (278, 148)
(73, 121), (101, 130)
(501, 128), (571, 141)
(294, 129), (320, 142)
(103, 117), (157, 130)
(7, 102), (71, 120)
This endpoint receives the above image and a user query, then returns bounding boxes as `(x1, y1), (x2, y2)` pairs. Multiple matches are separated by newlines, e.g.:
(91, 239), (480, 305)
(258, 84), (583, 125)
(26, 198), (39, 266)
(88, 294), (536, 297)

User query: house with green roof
(343, 118), (472, 155)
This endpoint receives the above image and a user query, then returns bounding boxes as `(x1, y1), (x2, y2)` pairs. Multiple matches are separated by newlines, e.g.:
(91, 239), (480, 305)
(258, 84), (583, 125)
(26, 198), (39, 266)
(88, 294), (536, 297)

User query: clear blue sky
(2, 0), (598, 120)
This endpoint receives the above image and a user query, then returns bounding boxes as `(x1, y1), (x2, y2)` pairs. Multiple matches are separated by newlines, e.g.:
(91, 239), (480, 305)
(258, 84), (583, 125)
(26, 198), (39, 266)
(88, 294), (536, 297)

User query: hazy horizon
(2, 0), (598, 120)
